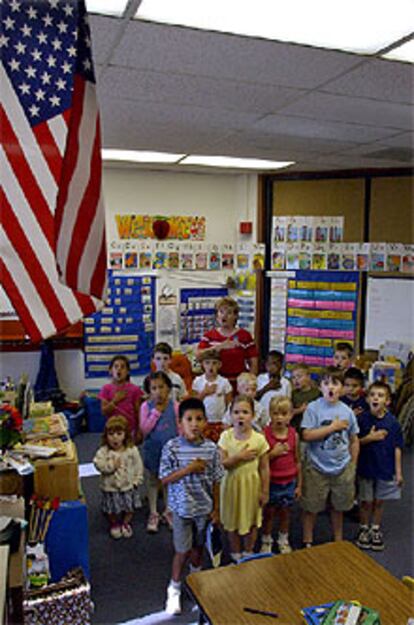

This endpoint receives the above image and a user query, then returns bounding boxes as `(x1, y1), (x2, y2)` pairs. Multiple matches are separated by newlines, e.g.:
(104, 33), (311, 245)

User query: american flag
(0, 0), (106, 342)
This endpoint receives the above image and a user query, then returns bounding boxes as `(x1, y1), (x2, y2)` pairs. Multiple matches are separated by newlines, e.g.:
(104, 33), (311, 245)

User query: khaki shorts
(301, 461), (356, 513)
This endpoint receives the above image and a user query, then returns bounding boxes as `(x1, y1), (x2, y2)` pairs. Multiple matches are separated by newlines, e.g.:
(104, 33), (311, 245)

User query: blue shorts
(358, 477), (401, 502)
(268, 480), (296, 508)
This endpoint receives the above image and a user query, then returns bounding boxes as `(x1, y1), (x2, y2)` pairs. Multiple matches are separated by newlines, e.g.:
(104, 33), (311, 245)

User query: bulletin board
(364, 275), (414, 350)
(83, 271), (156, 377)
(180, 287), (228, 345)
(284, 270), (360, 371)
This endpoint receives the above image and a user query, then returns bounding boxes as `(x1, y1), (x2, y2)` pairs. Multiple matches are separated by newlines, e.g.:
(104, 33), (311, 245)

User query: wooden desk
(186, 541), (414, 625)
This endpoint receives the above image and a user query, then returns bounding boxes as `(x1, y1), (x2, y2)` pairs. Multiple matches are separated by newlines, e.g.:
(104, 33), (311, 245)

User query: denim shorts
(268, 480), (296, 508)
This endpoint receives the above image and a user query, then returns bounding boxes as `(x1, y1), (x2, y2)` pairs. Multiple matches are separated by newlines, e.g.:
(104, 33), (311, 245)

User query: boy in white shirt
(152, 342), (187, 402)
(192, 349), (232, 442)
(257, 350), (291, 415)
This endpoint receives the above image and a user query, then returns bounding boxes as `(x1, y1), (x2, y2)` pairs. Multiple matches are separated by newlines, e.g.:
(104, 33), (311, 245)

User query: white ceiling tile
(89, 15), (124, 64)
(98, 66), (305, 114)
(109, 21), (361, 89)
(252, 114), (401, 143)
(380, 132), (414, 148)
(281, 92), (414, 130)
(322, 58), (414, 104)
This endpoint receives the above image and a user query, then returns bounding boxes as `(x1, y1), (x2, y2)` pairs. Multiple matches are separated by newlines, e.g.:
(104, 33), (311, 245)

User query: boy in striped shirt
(159, 397), (223, 615)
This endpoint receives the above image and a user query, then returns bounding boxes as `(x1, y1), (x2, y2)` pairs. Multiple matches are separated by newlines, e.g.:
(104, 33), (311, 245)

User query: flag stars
(27, 6), (37, 19)
(31, 48), (42, 62)
(35, 88), (46, 101)
(57, 21), (68, 34)
(83, 58), (91, 71)
(41, 71), (52, 84)
(8, 58), (20, 71)
(63, 3), (74, 16)
(47, 54), (57, 68)
(25, 65), (36, 79)
(52, 37), (62, 51)
(67, 44), (76, 57)
(84, 35), (91, 48)
(0, 34), (9, 47)
(61, 61), (71, 74)
(42, 13), (53, 27)
(49, 94), (61, 107)
(4, 16), (15, 30)
(14, 41), (26, 55)
(20, 24), (32, 37)
(37, 32), (47, 45)
(56, 78), (66, 90)
(49, 0), (60, 8)
(29, 104), (40, 117)
(10, 0), (20, 12)
(18, 82), (30, 95)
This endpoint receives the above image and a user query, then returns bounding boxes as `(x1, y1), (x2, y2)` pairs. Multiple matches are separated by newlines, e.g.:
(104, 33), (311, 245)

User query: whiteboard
(365, 277), (414, 350)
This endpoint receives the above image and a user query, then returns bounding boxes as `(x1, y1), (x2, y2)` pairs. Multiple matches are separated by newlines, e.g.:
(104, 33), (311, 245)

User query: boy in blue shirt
(356, 381), (403, 551)
(341, 367), (369, 418)
(159, 398), (223, 615)
(301, 367), (360, 547)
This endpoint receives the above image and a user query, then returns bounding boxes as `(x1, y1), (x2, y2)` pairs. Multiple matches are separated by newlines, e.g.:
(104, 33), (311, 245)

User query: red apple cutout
(152, 219), (170, 239)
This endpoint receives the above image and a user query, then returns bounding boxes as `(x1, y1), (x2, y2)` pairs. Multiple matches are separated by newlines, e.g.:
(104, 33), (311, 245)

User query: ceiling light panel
(135, 0), (414, 54)
(86, 0), (129, 17)
(180, 155), (294, 170)
(382, 39), (414, 63)
(102, 150), (185, 163)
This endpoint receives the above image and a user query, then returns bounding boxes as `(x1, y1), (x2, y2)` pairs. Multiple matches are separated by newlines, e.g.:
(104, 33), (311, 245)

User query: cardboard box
(34, 442), (80, 501)
(0, 496), (25, 588)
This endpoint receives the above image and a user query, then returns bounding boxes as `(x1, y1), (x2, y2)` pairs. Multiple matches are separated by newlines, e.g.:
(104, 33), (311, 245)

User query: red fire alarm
(240, 221), (253, 234)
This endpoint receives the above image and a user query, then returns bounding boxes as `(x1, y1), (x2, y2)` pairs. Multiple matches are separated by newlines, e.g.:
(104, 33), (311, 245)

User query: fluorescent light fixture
(382, 39), (414, 63)
(86, 0), (129, 17)
(135, 0), (414, 54)
(102, 149), (185, 163)
(180, 155), (294, 170)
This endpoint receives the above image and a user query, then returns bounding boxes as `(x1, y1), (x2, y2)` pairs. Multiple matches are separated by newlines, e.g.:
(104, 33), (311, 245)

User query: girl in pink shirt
(261, 396), (302, 555)
(99, 356), (144, 443)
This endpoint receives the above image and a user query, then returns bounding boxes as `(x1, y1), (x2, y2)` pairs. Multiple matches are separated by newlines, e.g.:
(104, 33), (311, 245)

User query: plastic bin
(83, 396), (105, 433)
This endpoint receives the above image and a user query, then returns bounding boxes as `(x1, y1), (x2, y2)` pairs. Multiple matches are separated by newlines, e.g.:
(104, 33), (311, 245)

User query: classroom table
(186, 541), (414, 625)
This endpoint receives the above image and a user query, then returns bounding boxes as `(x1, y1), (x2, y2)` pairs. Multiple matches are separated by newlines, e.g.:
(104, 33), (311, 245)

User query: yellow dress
(218, 428), (269, 535)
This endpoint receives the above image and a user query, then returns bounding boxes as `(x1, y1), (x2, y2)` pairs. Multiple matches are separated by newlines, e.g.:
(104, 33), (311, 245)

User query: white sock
(262, 534), (272, 543)
(189, 564), (202, 574)
(278, 532), (289, 540)
(230, 552), (241, 562)
(169, 579), (181, 590)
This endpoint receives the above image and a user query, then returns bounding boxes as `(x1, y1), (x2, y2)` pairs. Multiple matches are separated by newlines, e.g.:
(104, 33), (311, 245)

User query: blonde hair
(269, 396), (292, 415)
(237, 372), (257, 388)
(101, 415), (134, 448)
(215, 296), (239, 318)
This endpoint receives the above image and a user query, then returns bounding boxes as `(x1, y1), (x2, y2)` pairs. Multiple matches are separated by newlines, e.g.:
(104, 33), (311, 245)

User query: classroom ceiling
(90, 5), (414, 173)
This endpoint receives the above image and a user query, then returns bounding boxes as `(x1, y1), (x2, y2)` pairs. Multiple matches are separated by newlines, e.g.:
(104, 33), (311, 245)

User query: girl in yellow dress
(218, 395), (269, 562)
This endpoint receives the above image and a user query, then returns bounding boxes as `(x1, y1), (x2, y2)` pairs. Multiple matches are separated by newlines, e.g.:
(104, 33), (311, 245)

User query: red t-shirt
(264, 425), (298, 484)
(198, 327), (258, 379)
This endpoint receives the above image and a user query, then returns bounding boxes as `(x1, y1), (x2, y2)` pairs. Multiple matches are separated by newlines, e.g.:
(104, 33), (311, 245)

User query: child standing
(333, 342), (354, 371)
(342, 367), (369, 418)
(152, 342), (187, 402)
(301, 367), (360, 546)
(223, 372), (268, 431)
(93, 416), (144, 539)
(291, 364), (321, 430)
(140, 372), (179, 533)
(355, 382), (403, 551)
(192, 349), (232, 442)
(218, 395), (269, 562)
(261, 397), (302, 555)
(256, 351), (291, 415)
(99, 355), (144, 442)
(159, 398), (223, 615)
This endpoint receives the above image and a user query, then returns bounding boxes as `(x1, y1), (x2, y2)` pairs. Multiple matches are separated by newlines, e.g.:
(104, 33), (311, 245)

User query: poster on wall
(115, 215), (206, 240)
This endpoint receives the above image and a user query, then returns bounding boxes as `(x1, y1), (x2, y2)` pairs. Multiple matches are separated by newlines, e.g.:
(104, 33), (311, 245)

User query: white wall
(3, 167), (258, 399)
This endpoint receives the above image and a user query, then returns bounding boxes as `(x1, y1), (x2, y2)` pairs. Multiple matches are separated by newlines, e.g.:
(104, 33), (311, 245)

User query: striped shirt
(159, 436), (223, 518)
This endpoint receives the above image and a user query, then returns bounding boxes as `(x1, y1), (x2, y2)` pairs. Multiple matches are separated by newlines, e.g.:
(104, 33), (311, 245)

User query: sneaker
(370, 526), (384, 551)
(260, 536), (273, 554)
(165, 584), (181, 615)
(121, 523), (133, 538)
(110, 524), (122, 539)
(146, 513), (160, 533)
(162, 510), (173, 530)
(277, 533), (292, 554)
(356, 525), (371, 550)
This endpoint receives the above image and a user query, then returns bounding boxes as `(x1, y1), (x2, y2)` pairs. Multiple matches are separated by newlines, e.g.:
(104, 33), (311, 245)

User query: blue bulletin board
(180, 287), (227, 345)
(83, 271), (156, 377)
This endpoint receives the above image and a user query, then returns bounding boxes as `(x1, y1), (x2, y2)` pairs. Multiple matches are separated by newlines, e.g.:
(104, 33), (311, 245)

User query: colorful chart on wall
(285, 270), (359, 373)
(180, 287), (228, 345)
(83, 271), (156, 377)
